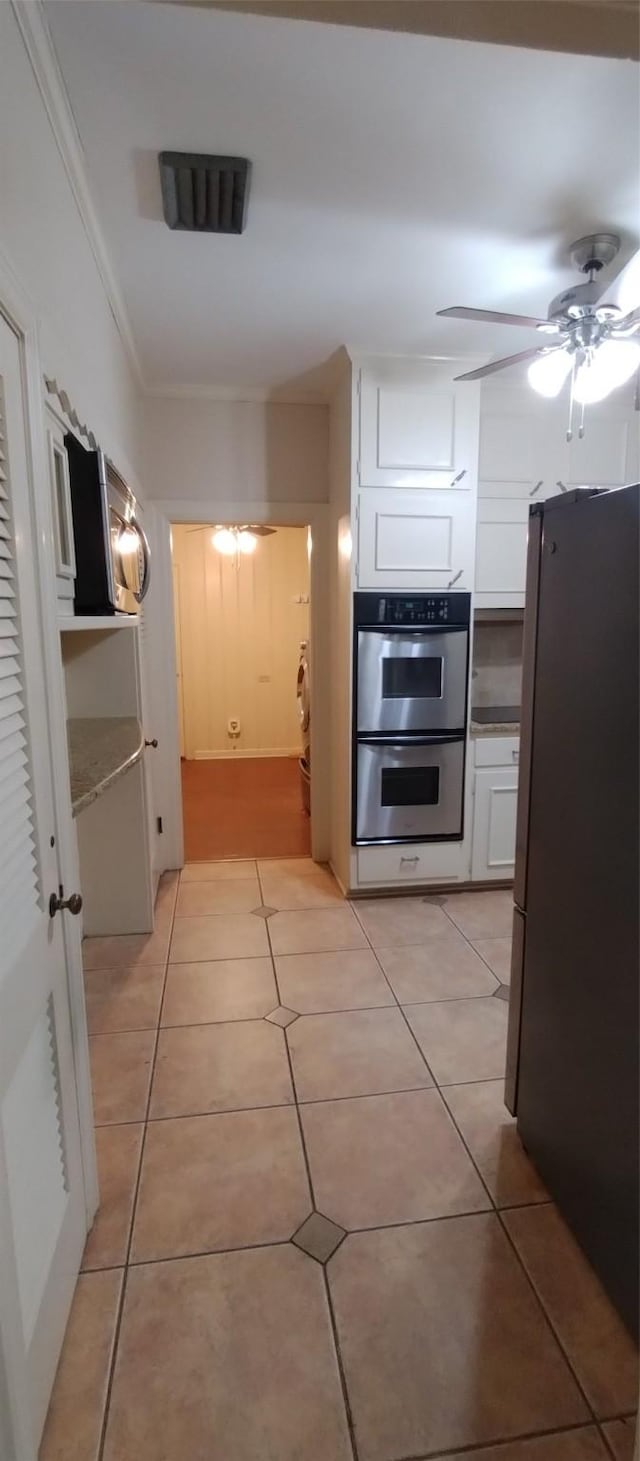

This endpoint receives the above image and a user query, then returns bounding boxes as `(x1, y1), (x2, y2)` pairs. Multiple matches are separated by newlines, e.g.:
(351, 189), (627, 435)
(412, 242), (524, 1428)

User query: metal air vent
(159, 152), (251, 234)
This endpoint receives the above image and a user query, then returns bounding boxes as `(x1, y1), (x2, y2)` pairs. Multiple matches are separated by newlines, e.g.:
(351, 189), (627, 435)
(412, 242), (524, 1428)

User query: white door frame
(0, 246), (98, 1234)
(147, 499), (331, 870)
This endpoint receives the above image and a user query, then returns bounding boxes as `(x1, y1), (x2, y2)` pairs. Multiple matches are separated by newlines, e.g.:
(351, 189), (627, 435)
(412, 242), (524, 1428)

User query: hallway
(42, 862), (637, 1461)
(181, 756), (311, 860)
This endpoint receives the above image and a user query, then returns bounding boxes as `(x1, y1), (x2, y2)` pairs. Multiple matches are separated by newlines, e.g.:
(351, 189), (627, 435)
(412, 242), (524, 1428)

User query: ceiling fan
(437, 233), (640, 424)
(186, 523), (277, 556)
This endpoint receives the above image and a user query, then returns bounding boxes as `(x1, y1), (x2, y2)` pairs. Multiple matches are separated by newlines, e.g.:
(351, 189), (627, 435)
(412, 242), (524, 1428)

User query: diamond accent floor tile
(266, 1006), (299, 1028)
(252, 905), (277, 918)
(292, 1211), (346, 1264)
(494, 984), (510, 1001)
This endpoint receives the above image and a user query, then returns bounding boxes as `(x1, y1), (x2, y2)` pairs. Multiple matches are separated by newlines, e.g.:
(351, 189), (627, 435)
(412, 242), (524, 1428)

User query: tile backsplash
(472, 621), (523, 709)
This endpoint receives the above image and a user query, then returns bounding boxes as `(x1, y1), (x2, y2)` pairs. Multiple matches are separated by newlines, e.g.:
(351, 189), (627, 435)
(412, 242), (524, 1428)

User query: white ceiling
(46, 1), (639, 396)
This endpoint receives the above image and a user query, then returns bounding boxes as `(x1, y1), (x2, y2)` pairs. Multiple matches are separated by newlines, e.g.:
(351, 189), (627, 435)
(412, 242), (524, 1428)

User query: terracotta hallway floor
(42, 865), (638, 1461)
(181, 755), (311, 860)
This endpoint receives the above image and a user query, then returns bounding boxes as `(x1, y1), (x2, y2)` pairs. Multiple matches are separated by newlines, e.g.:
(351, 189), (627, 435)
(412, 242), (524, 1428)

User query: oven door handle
(357, 624), (467, 635)
(357, 733), (465, 747)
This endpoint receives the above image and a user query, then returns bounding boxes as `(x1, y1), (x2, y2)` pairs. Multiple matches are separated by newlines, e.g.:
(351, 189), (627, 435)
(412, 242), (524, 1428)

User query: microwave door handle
(131, 517), (151, 603)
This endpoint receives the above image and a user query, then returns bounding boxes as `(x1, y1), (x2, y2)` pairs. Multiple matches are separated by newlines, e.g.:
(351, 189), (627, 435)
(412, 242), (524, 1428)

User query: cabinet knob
(556, 479), (568, 493)
(529, 480), (544, 497)
(447, 570), (463, 589)
(49, 890), (83, 918)
(400, 855), (419, 865)
(512, 749), (519, 763)
(145, 738), (159, 749)
(450, 469), (467, 487)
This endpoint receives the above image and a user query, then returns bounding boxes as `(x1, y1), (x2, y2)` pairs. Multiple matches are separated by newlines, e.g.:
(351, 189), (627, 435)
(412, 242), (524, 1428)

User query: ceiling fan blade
(245, 524), (276, 537)
(611, 305), (640, 334)
(454, 347), (551, 382)
(596, 247), (640, 315)
(437, 305), (551, 329)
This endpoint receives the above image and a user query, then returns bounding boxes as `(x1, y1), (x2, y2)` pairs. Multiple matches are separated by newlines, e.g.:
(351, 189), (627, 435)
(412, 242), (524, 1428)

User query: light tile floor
(41, 862), (638, 1461)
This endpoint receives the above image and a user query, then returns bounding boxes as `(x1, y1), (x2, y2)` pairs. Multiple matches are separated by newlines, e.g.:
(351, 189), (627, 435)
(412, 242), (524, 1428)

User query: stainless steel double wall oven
(353, 592), (471, 844)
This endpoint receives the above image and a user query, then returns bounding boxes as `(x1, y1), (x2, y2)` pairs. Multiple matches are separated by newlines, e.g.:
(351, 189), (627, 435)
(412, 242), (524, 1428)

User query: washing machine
(296, 640), (311, 814)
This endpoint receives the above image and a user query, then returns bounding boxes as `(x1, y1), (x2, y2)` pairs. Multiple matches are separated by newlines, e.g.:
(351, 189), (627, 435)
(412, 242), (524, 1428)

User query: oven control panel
(354, 592), (471, 629)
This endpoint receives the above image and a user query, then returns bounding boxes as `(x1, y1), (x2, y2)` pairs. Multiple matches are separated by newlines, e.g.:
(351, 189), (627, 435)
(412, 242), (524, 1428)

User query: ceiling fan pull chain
(566, 356), (577, 442)
(578, 398), (586, 439)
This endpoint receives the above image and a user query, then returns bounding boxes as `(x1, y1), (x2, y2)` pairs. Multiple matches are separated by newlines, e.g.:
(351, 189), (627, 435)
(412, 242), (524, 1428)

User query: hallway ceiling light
(212, 527), (238, 555)
(212, 526), (259, 556)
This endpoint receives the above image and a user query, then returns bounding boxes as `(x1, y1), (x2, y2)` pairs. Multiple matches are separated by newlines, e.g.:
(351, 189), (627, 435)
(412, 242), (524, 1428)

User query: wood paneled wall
(171, 524), (310, 759)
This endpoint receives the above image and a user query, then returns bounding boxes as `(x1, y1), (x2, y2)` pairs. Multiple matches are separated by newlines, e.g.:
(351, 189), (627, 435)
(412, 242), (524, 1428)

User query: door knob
(49, 890), (83, 918)
(145, 738), (158, 748)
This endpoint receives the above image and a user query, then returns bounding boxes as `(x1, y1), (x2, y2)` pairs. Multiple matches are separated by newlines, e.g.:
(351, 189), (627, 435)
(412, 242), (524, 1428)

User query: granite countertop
(470, 720), (521, 737)
(67, 717), (144, 816)
(470, 706), (521, 738)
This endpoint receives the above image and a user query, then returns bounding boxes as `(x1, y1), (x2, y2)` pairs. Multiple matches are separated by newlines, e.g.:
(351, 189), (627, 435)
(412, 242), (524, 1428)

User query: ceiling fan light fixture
(212, 527), (238, 556)
(236, 530), (257, 555)
(574, 339), (640, 405)
(527, 348), (573, 398)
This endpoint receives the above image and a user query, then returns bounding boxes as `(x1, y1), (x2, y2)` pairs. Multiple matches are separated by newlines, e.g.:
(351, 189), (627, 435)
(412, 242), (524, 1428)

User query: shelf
(67, 716), (145, 816)
(59, 614), (138, 632)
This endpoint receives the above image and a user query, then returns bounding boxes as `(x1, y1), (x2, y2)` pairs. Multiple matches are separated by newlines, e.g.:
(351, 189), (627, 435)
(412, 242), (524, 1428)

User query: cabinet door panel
(377, 389), (454, 472)
(567, 415), (631, 486)
(472, 767), (518, 881)
(359, 364), (479, 489)
(357, 487), (475, 591)
(475, 499), (529, 605)
(479, 412), (536, 489)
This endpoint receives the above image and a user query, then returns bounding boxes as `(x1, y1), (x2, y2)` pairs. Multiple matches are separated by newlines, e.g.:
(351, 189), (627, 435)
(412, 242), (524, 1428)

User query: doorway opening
(171, 520), (311, 861)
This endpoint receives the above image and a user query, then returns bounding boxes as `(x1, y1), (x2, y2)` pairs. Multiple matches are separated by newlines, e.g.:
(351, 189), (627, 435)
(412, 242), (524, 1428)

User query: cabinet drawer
(356, 841), (469, 887)
(474, 735), (520, 767)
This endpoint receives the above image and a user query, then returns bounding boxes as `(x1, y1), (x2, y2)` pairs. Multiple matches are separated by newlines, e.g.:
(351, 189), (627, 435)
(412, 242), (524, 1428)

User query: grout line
(257, 862), (360, 1461)
(389, 1417), (614, 1461)
(496, 1206), (600, 1429)
(129, 1237), (293, 1267)
(96, 875), (179, 1461)
(87, 983), (514, 1040)
(347, 903), (509, 1218)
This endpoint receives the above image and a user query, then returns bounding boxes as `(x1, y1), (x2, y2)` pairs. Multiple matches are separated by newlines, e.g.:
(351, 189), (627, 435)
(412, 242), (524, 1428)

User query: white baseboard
(192, 748), (301, 761)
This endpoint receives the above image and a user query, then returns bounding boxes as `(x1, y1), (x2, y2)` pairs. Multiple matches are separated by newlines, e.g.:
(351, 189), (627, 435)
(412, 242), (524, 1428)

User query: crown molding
(11, 0), (144, 388)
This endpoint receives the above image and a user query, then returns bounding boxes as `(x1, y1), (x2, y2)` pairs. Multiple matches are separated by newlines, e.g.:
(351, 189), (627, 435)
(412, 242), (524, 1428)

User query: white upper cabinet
(478, 390), (568, 501)
(357, 486), (475, 591)
(566, 406), (639, 487)
(358, 360), (480, 490)
(475, 381), (640, 607)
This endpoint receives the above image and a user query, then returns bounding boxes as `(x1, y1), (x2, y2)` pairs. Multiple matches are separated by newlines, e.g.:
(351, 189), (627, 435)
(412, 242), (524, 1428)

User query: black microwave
(65, 435), (151, 615)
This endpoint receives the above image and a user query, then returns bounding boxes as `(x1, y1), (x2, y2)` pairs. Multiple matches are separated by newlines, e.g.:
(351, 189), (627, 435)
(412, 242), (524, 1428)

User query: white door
(357, 486), (475, 591)
(358, 362), (480, 490)
(0, 312), (88, 1458)
(471, 766), (519, 881)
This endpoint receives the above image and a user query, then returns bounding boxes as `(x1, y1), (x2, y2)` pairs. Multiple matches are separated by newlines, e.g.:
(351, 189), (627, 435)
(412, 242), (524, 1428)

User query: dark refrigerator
(506, 483), (639, 1340)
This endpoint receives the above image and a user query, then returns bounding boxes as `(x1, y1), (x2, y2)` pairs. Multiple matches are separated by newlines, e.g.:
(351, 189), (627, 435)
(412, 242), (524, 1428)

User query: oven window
(381, 766), (440, 808)
(382, 657), (442, 700)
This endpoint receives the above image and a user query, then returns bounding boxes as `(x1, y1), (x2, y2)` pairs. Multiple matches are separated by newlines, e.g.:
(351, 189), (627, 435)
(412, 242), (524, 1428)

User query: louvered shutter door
(0, 377), (39, 964)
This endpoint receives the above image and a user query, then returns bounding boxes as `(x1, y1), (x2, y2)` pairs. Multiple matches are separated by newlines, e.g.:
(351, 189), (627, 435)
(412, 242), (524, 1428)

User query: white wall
(328, 356), (354, 892)
(0, 4), (142, 485)
(171, 524), (310, 758)
(144, 396), (329, 506)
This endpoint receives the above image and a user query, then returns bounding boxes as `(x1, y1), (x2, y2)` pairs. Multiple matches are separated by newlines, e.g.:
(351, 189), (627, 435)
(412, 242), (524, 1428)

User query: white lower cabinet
(357, 486), (476, 591)
(471, 764), (518, 881)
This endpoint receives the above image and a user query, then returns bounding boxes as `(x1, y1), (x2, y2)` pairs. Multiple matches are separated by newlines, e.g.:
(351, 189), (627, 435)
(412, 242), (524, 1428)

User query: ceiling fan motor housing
(547, 278), (607, 321)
